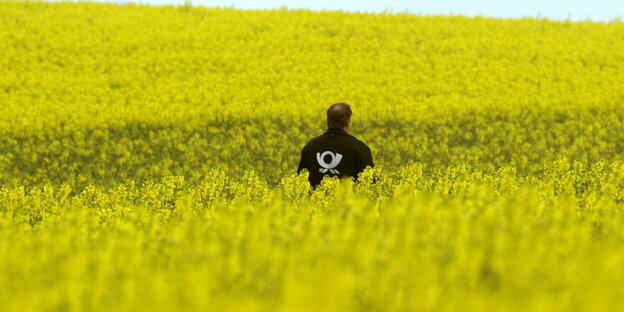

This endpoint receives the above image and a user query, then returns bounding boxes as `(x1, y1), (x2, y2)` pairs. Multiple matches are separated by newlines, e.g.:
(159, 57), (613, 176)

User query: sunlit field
(1, 1), (624, 311)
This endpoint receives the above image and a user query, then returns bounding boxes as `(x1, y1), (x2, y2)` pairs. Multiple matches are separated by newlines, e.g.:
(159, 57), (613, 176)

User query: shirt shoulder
(304, 134), (325, 147)
(348, 135), (371, 150)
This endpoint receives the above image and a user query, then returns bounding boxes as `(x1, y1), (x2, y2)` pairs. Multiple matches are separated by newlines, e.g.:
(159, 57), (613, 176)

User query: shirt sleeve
(297, 145), (307, 174)
(355, 144), (374, 174)
(364, 146), (374, 168)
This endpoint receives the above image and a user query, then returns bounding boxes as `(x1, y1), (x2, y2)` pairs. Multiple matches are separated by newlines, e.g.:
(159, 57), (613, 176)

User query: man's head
(327, 102), (352, 132)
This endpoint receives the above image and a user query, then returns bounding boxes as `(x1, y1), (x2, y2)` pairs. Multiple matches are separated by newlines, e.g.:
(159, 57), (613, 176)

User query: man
(297, 103), (374, 187)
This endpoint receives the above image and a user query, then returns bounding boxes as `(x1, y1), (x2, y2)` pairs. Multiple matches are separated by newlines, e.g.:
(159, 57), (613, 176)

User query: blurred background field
(1, 1), (624, 311)
(1, 1), (623, 187)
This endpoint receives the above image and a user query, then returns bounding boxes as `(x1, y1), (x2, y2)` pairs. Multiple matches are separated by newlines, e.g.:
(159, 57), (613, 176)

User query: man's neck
(327, 128), (348, 134)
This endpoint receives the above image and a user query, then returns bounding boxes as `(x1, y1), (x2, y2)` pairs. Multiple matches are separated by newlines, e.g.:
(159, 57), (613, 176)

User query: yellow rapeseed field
(1, 1), (624, 311)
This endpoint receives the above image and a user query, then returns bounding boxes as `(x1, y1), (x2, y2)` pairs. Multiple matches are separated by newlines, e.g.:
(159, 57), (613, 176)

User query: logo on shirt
(316, 151), (343, 174)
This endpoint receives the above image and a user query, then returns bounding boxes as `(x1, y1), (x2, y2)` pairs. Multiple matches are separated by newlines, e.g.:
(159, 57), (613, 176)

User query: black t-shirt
(297, 128), (374, 187)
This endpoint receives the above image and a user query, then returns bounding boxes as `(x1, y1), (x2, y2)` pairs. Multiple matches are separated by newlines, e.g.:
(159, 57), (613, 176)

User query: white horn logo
(316, 151), (343, 174)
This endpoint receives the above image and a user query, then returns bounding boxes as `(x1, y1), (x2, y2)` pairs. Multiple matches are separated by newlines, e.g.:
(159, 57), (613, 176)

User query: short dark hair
(327, 103), (352, 129)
